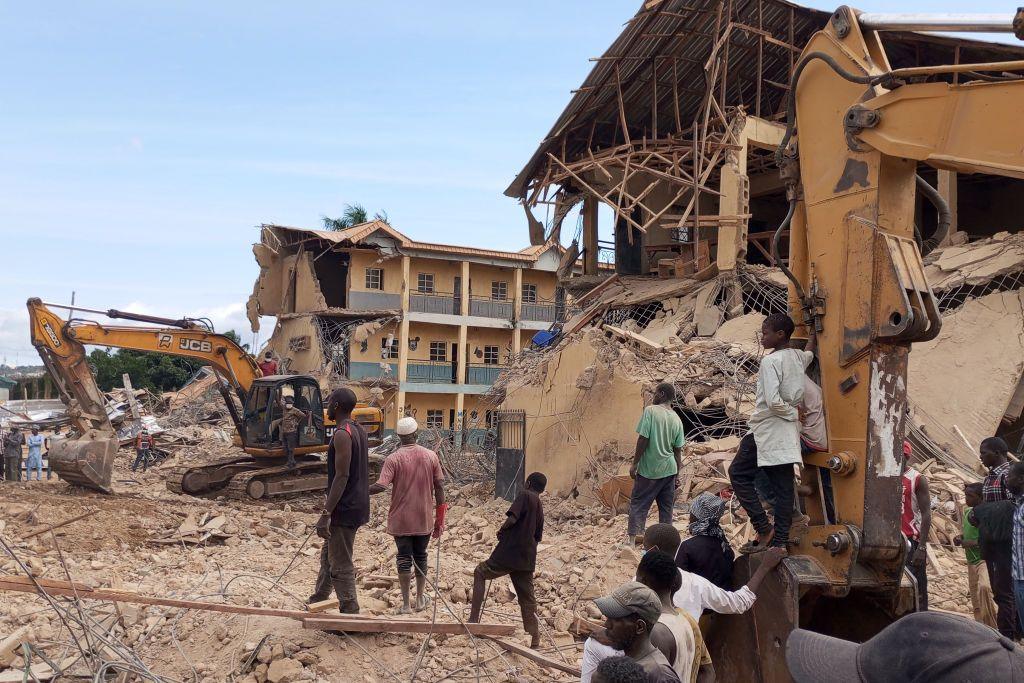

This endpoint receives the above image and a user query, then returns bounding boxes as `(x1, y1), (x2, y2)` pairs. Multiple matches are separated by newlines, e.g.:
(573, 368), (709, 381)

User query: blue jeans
(1015, 579), (1024, 638)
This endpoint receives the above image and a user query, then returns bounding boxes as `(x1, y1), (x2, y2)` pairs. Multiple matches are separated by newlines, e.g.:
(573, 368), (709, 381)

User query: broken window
(426, 409), (444, 428)
(521, 283), (538, 303)
(483, 345), (500, 365)
(381, 337), (399, 359)
(491, 281), (508, 301)
(365, 268), (383, 291)
(417, 273), (435, 294)
(429, 341), (447, 362)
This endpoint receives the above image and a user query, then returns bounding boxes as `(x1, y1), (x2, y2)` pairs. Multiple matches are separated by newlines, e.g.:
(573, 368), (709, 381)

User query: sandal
(739, 529), (775, 554)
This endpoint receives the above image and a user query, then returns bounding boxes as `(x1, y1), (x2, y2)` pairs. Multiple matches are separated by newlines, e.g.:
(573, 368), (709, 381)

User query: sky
(0, 1), (1017, 364)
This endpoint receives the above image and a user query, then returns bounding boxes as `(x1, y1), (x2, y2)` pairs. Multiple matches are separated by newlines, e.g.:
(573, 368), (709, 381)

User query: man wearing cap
(257, 351), (278, 376)
(311, 387), (371, 613)
(594, 581), (681, 682)
(786, 611), (1024, 682)
(370, 417), (446, 614)
(272, 394), (308, 470)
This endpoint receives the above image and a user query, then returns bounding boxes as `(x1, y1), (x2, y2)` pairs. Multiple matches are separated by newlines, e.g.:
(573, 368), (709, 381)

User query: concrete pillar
(938, 170), (958, 245)
(513, 268), (523, 322)
(460, 261), (470, 316)
(583, 195), (599, 275)
(398, 255), (410, 383)
(457, 324), (468, 385)
(454, 392), (465, 449)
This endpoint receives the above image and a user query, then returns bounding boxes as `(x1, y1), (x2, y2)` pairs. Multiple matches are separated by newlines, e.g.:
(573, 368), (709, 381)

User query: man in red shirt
(258, 351), (278, 376)
(132, 430), (156, 472)
(901, 440), (932, 611)
(370, 417), (446, 613)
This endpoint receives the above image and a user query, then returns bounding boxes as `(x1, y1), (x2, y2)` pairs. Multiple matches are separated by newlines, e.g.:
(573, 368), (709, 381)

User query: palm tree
(322, 203), (389, 231)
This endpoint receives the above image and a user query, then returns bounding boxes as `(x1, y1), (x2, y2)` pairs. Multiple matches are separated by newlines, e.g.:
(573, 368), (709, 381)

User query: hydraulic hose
(915, 174), (952, 255)
(770, 198), (807, 300)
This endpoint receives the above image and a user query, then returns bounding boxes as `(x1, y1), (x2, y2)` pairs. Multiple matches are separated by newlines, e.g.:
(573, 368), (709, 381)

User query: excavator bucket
(48, 429), (118, 493)
(707, 554), (917, 682)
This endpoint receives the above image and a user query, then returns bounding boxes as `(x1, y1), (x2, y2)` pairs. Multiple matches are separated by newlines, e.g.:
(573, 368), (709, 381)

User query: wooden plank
(575, 274), (620, 309)
(483, 636), (582, 677)
(307, 598), (339, 613)
(602, 324), (664, 352)
(303, 617), (514, 637)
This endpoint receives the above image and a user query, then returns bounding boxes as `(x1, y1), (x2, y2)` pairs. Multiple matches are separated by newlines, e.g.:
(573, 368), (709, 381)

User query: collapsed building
(245, 221), (577, 441)
(496, 0), (1024, 494)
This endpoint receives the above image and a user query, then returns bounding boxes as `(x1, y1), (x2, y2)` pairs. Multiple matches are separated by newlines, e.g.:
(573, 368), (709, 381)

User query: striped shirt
(1012, 499), (1024, 581)
(984, 462), (1013, 502)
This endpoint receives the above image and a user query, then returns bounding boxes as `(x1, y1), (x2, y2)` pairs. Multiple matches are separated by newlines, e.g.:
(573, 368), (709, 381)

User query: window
(417, 273), (435, 294)
(491, 281), (508, 301)
(521, 283), (538, 303)
(381, 337), (399, 359)
(483, 345), (500, 365)
(429, 341), (447, 362)
(426, 410), (444, 429)
(365, 268), (383, 291)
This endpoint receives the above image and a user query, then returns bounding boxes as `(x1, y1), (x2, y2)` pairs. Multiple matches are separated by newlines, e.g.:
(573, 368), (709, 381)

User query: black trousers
(985, 543), (1020, 639)
(311, 525), (360, 613)
(906, 538), (929, 611)
(395, 534), (430, 577)
(282, 431), (298, 462)
(728, 433), (794, 546)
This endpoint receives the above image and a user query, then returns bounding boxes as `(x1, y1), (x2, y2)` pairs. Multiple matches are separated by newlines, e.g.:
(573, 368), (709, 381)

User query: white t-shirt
(749, 348), (813, 466)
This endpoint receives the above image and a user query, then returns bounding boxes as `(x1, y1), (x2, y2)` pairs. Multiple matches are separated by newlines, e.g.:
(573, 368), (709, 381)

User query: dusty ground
(0, 440), (974, 682)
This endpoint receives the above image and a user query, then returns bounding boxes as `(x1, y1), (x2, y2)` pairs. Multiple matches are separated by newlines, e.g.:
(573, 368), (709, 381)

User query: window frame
(521, 283), (538, 304)
(483, 345), (500, 365)
(381, 337), (399, 359)
(417, 273), (435, 294)
(425, 409), (444, 429)
(364, 267), (384, 291)
(490, 281), (508, 301)
(429, 341), (447, 362)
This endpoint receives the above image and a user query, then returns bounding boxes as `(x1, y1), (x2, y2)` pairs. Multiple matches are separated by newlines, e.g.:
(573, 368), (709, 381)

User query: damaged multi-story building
(494, 0), (1024, 493)
(246, 221), (573, 438)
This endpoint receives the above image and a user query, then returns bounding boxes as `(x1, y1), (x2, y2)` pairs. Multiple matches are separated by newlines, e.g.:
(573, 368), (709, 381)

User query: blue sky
(0, 1), (1016, 363)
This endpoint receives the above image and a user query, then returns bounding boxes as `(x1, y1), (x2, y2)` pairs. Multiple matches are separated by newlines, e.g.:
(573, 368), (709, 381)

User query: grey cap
(594, 581), (662, 625)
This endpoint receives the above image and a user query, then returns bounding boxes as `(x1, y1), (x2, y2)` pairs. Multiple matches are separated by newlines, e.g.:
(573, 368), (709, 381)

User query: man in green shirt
(956, 482), (998, 628)
(628, 383), (685, 543)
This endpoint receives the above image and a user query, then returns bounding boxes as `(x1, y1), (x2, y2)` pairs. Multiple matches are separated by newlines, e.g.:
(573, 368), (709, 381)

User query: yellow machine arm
(712, 7), (1024, 681)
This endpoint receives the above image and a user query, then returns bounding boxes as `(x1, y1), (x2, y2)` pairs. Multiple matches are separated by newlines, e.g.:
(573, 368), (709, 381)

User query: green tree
(86, 329), (249, 392)
(322, 203), (388, 231)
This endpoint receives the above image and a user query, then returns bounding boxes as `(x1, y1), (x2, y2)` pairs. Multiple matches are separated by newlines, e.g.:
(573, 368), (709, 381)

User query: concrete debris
(149, 511), (236, 545)
(925, 231), (1024, 292)
(908, 289), (1024, 466)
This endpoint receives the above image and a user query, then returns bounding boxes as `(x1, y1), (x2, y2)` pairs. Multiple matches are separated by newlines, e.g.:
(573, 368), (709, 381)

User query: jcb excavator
(27, 298), (384, 499)
(708, 7), (1024, 681)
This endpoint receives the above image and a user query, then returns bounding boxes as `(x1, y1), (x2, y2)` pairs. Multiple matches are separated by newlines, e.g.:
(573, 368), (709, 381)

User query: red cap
(903, 440), (912, 457)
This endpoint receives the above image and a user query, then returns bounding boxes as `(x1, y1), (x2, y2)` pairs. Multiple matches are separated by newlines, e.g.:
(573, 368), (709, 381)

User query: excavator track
(164, 457), (261, 496)
(222, 456), (327, 500)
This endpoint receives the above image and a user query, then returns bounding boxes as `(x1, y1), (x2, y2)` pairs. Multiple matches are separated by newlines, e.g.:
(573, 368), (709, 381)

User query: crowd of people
(1, 425), (52, 482)
(308, 311), (1024, 681)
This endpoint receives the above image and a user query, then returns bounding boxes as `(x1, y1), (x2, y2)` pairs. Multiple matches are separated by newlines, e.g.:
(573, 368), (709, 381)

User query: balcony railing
(521, 297), (558, 322)
(469, 295), (513, 319)
(406, 360), (456, 384)
(409, 291), (462, 315)
(467, 363), (505, 385)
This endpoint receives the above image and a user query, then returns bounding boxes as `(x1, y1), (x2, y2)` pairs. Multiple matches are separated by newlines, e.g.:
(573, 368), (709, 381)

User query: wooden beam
(21, 510), (98, 540)
(615, 64), (631, 146)
(302, 617), (514, 636)
(483, 636), (582, 677)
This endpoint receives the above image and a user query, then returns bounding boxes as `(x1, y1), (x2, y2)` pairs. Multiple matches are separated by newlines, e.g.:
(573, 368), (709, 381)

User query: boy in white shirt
(728, 313), (814, 552)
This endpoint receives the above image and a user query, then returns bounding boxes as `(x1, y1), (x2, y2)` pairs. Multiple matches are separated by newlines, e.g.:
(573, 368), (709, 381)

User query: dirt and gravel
(0, 426), (976, 682)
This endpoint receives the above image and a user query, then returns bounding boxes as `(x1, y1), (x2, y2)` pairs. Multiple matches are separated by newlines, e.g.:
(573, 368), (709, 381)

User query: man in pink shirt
(370, 417), (447, 613)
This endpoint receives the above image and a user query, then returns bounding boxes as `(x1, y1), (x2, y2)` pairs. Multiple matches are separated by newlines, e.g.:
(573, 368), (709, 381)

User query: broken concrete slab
(908, 289), (1024, 465)
(713, 312), (764, 354)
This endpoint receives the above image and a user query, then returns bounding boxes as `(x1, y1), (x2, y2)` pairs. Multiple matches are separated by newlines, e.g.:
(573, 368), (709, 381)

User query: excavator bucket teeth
(48, 430), (118, 493)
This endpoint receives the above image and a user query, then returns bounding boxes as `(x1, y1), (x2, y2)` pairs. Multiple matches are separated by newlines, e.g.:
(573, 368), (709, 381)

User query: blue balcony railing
(466, 363), (505, 385)
(406, 361), (456, 384)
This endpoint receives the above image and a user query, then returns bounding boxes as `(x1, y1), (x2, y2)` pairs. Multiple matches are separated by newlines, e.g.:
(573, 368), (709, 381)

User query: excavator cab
(242, 375), (325, 450)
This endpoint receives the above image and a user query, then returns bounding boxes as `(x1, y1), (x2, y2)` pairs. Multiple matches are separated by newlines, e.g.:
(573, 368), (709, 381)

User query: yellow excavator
(27, 298), (384, 499)
(707, 6), (1024, 681)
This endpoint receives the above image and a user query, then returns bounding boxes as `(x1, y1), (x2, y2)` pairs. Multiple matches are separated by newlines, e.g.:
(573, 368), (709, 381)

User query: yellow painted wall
(467, 328), (515, 364)
(407, 322), (460, 362)
(408, 256), (464, 295)
(520, 269), (558, 302)
(349, 249), (403, 295)
(401, 392), (458, 428)
(468, 264), (516, 299)
(500, 335), (644, 495)
(266, 316), (324, 375)
(349, 321), (401, 363)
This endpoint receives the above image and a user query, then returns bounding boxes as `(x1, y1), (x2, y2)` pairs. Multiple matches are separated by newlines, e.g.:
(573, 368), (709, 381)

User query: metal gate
(494, 410), (526, 502)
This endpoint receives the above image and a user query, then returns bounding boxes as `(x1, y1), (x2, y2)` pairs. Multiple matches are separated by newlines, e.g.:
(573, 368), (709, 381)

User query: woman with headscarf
(676, 492), (735, 589)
